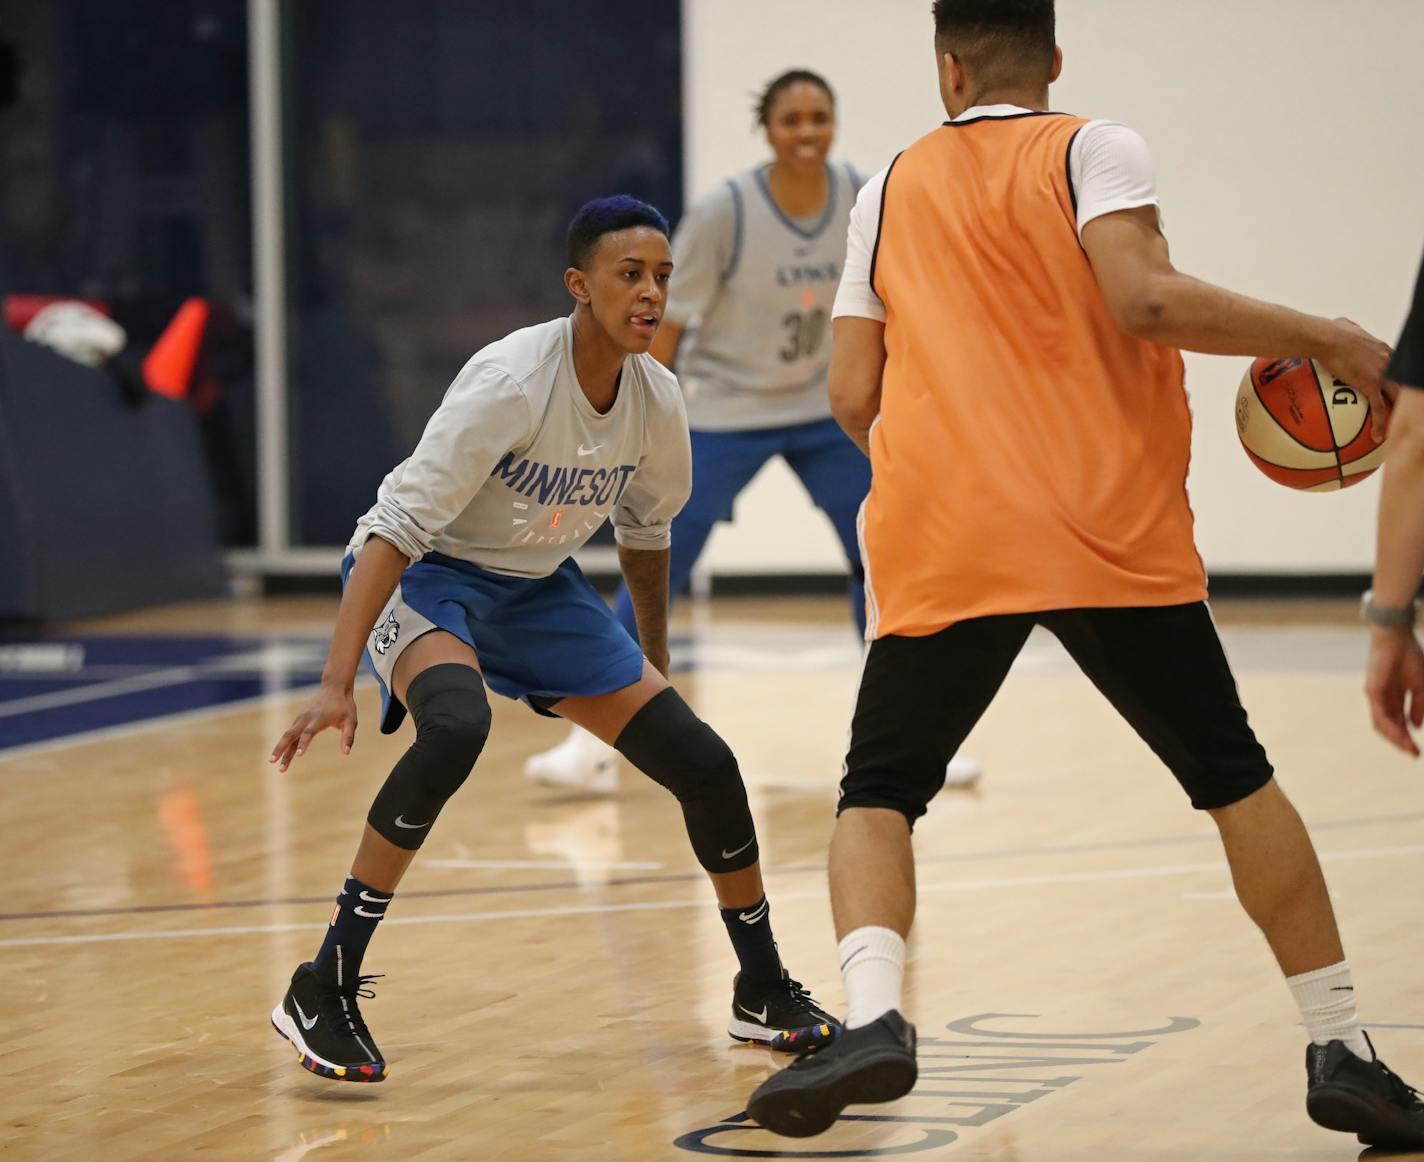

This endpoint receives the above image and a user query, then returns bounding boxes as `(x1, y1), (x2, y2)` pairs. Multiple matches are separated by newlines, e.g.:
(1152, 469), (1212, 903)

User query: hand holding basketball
(1320, 318), (1395, 441)
(1236, 356), (1391, 491)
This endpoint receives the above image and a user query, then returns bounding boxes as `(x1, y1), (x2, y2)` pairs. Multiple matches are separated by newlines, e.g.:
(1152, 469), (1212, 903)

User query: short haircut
(566, 196), (670, 269)
(931, 0), (1055, 85)
(755, 68), (835, 128)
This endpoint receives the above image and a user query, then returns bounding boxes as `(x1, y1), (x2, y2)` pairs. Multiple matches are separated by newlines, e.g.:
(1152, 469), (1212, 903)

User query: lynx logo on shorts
(372, 611), (400, 655)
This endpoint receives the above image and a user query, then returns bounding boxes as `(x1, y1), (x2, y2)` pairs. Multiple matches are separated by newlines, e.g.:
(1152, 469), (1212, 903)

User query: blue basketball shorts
(342, 549), (646, 733)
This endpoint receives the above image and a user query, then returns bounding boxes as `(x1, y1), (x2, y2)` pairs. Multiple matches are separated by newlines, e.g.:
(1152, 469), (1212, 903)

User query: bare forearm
(619, 544), (670, 673)
(1373, 398), (1424, 608)
(321, 535), (409, 688)
(1129, 271), (1337, 359)
(832, 407), (873, 458)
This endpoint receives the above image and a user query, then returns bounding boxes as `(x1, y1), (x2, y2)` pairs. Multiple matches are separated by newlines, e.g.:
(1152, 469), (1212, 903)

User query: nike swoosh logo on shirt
(293, 998), (318, 1031)
(394, 816), (429, 829)
(577, 443), (603, 456)
(721, 837), (755, 861)
(737, 1003), (769, 1023)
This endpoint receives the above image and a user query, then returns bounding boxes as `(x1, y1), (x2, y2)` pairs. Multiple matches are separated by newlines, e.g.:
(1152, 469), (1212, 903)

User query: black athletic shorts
(839, 602), (1274, 822)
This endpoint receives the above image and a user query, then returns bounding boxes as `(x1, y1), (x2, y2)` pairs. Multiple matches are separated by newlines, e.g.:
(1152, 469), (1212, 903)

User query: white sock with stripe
(838, 926), (905, 1029)
(1288, 961), (1370, 1060)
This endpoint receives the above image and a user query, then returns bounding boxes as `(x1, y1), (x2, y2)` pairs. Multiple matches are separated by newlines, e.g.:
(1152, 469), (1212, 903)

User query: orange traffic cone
(142, 297), (210, 400)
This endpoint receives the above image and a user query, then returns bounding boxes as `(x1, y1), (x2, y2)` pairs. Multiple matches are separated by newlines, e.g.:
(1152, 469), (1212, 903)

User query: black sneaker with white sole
(270, 962), (388, 1082)
(748, 1009), (917, 1138)
(729, 969), (841, 1052)
(1306, 1035), (1424, 1148)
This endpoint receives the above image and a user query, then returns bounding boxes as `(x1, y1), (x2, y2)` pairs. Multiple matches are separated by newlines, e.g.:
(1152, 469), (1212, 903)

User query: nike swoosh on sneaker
(577, 443), (603, 456)
(721, 837), (755, 860)
(737, 1003), (769, 1023)
(293, 998), (318, 1031)
(393, 816), (430, 829)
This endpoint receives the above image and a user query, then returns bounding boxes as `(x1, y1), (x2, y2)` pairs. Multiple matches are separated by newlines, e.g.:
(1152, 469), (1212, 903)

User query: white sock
(1287, 961), (1370, 1060)
(838, 926), (905, 1029)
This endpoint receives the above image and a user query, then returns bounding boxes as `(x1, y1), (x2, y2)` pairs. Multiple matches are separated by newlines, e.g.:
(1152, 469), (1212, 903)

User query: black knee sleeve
(368, 663), (490, 850)
(614, 687), (759, 873)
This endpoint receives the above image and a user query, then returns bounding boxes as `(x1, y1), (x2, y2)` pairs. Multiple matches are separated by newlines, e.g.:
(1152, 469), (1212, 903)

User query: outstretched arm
(270, 535), (409, 771)
(619, 545), (671, 677)
(1082, 206), (1394, 435)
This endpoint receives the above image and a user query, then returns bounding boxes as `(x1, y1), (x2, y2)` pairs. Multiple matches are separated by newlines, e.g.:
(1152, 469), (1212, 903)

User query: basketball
(1235, 357), (1388, 491)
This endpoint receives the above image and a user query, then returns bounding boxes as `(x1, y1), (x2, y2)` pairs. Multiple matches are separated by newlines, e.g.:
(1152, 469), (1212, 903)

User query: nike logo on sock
(737, 1003), (769, 1023)
(394, 816), (430, 829)
(353, 906), (386, 919)
(839, 946), (866, 971)
(738, 901), (769, 924)
(721, 837), (755, 860)
(293, 998), (318, 1031)
(358, 891), (392, 904)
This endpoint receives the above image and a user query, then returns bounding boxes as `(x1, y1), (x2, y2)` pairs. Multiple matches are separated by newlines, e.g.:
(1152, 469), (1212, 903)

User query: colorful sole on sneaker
(270, 1004), (387, 1083)
(729, 1018), (842, 1051)
(767, 1024), (843, 1054)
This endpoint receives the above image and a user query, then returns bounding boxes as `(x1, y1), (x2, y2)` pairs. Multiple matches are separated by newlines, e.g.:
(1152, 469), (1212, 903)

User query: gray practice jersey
(665, 162), (862, 431)
(350, 317), (691, 579)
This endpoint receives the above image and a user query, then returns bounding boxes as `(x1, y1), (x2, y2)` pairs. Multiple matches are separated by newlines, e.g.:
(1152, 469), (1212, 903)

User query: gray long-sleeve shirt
(350, 316), (691, 578)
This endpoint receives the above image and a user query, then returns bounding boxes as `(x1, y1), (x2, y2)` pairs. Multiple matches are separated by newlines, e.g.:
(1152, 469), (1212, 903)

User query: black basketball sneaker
(1306, 1035), (1424, 1148)
(271, 962), (387, 1082)
(728, 969), (841, 1052)
(748, 1009), (918, 1138)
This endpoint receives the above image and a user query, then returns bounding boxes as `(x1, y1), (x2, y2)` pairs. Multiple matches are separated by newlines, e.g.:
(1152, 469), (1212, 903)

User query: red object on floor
(142, 298), (210, 399)
(3, 294), (112, 332)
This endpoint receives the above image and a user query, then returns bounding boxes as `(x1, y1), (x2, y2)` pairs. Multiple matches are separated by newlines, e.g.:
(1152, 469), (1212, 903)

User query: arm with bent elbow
(828, 316), (887, 458)
(1081, 206), (1394, 436)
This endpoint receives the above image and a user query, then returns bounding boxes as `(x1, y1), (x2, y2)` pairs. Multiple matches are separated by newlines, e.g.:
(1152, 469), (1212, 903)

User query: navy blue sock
(312, 875), (392, 989)
(720, 895), (781, 985)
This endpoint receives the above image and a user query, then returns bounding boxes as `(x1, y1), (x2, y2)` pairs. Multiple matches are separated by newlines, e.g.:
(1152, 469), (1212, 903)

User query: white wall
(683, 0), (1424, 575)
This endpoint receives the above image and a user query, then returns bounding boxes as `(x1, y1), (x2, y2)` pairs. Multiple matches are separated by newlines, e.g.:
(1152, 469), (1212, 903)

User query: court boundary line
(2, 843), (1418, 950)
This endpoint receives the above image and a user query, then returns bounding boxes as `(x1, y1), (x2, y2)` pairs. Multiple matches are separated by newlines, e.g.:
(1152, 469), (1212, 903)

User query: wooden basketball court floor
(2, 593), (1421, 1161)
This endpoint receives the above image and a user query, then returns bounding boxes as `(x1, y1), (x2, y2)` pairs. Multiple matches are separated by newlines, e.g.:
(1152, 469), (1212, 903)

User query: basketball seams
(1303, 360), (1346, 488)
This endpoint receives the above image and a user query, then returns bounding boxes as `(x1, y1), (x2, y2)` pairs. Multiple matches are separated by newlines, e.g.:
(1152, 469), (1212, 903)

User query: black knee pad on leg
(368, 663), (490, 850)
(614, 687), (759, 873)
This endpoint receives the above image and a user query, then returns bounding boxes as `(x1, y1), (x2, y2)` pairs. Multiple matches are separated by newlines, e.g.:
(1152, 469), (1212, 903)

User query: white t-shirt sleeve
(831, 165), (890, 323)
(1070, 120), (1161, 234)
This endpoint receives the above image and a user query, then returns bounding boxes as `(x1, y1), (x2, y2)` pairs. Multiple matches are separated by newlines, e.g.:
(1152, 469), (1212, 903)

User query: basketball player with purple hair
(267, 195), (836, 1083)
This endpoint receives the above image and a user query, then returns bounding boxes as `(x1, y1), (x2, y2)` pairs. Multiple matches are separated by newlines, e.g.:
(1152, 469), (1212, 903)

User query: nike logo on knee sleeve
(721, 837), (755, 860)
(394, 816), (430, 829)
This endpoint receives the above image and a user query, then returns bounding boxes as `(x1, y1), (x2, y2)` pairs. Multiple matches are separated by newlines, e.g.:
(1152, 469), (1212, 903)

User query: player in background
(1365, 250), (1424, 752)
(525, 70), (983, 793)
(746, 1), (1424, 1148)
(268, 196), (836, 1084)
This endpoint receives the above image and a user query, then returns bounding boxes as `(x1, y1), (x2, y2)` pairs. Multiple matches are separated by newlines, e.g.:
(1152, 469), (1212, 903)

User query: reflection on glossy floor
(2, 594), (1422, 1161)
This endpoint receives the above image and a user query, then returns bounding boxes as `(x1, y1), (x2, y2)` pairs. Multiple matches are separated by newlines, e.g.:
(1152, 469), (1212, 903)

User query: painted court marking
(2, 843), (1417, 950)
